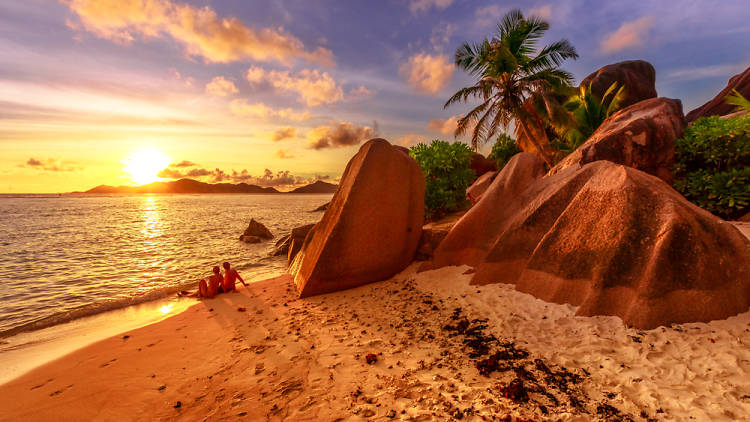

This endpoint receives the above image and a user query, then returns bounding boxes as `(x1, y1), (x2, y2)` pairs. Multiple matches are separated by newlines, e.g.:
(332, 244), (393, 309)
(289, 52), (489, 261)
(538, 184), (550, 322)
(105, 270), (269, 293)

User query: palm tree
(444, 9), (578, 167)
(726, 89), (750, 113)
(553, 82), (626, 153)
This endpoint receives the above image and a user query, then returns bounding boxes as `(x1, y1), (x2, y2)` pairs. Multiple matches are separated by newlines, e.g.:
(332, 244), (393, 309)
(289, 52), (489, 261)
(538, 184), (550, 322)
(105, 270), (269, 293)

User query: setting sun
(122, 148), (170, 185)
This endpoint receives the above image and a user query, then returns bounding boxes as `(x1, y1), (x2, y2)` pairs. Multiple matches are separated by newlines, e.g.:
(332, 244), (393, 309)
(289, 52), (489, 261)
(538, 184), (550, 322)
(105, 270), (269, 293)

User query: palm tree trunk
(525, 106), (556, 167)
(517, 117), (553, 168)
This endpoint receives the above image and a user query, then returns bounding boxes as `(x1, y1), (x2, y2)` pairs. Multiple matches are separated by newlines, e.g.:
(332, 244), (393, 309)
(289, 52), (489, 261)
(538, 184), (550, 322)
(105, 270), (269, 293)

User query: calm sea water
(0, 193), (330, 336)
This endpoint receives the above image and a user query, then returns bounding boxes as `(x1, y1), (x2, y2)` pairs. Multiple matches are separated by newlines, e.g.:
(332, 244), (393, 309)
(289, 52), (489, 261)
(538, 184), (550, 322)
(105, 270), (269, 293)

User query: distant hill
(289, 180), (338, 194)
(82, 179), (279, 194)
(77, 178), (338, 194)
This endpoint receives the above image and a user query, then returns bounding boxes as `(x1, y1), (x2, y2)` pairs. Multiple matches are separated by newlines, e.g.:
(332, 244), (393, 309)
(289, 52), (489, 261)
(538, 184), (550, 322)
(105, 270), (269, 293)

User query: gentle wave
(0, 281), (195, 339)
(0, 193), (330, 336)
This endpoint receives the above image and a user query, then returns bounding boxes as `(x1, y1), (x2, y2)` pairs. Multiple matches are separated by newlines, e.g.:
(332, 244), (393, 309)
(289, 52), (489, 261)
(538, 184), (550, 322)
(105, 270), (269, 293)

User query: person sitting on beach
(192, 266), (224, 298)
(222, 262), (248, 292)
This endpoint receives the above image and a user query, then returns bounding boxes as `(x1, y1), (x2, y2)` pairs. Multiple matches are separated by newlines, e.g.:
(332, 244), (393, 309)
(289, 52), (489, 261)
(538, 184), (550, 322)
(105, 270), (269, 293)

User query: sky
(1, 0), (749, 193)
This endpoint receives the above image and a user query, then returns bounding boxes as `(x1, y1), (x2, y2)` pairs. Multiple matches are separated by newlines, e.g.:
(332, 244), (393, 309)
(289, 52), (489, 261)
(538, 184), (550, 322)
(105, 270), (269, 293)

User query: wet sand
(1, 262), (749, 421)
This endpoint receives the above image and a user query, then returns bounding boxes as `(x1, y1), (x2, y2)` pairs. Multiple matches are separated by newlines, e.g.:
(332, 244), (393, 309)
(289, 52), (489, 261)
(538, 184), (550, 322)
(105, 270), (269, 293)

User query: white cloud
(409, 0), (453, 14)
(430, 23), (456, 49)
(665, 61), (750, 82)
(474, 5), (503, 27)
(400, 53), (454, 95)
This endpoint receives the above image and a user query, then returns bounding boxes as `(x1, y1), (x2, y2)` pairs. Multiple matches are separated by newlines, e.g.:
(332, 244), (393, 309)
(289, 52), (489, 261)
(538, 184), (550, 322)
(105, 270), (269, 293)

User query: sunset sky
(2, 0), (749, 193)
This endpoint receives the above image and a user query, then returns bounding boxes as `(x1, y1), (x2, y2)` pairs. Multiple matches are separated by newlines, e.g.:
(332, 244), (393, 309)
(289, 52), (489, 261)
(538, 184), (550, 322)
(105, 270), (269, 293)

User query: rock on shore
(580, 60), (658, 108)
(686, 66), (750, 121)
(291, 138), (425, 297)
(240, 218), (273, 242)
(548, 97), (686, 183)
(428, 159), (750, 329)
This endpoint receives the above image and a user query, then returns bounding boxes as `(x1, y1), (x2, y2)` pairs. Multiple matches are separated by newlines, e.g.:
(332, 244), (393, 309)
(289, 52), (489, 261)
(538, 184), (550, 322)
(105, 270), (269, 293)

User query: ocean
(0, 193), (331, 337)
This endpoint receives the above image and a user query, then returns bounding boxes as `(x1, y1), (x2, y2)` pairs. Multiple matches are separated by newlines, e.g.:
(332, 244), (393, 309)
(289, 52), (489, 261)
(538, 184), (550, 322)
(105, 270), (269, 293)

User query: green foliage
(410, 140), (476, 219)
(673, 115), (750, 219)
(488, 133), (521, 169)
(444, 8), (578, 166)
(550, 82), (626, 155)
(725, 89), (750, 113)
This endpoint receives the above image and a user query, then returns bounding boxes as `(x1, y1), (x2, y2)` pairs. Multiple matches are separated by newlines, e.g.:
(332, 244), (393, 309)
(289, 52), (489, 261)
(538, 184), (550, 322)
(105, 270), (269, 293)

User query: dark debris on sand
(441, 307), (638, 421)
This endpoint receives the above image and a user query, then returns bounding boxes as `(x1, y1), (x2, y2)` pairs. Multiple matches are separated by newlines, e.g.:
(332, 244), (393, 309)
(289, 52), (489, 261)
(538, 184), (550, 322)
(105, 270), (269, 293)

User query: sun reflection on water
(140, 196), (162, 239)
(158, 304), (174, 315)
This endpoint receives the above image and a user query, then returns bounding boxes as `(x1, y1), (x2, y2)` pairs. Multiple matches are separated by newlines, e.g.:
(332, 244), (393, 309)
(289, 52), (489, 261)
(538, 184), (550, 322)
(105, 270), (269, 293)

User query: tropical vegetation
(550, 82), (626, 155)
(673, 114), (750, 219)
(488, 133), (521, 169)
(444, 9), (578, 167)
(725, 89), (750, 113)
(409, 140), (475, 219)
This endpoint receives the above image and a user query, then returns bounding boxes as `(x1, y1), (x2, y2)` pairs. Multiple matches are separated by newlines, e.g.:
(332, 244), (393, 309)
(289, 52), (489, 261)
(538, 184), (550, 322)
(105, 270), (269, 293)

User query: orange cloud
(306, 122), (374, 150)
(205, 76), (238, 97)
(24, 157), (81, 172)
(229, 99), (311, 122)
(275, 149), (295, 159)
(428, 115), (459, 136)
(62, 0), (334, 66)
(245, 67), (344, 107)
(601, 16), (654, 53)
(394, 134), (426, 147)
(400, 53), (454, 95)
(271, 127), (297, 142)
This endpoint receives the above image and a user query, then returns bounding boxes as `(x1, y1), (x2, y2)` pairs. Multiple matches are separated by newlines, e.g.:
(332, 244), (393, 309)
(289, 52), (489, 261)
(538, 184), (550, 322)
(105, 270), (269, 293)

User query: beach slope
(1, 264), (749, 421)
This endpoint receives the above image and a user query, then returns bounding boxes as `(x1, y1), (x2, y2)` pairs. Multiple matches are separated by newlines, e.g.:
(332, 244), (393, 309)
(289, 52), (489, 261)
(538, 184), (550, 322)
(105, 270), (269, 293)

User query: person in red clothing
(222, 262), (248, 292)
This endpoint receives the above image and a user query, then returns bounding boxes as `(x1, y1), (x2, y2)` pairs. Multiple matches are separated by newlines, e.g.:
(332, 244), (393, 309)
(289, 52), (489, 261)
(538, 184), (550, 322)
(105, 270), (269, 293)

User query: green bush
(487, 133), (521, 169)
(673, 114), (750, 219)
(410, 140), (475, 219)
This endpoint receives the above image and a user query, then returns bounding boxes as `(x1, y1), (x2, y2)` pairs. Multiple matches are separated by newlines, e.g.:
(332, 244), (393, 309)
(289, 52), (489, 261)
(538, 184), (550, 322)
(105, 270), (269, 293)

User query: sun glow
(123, 148), (171, 185)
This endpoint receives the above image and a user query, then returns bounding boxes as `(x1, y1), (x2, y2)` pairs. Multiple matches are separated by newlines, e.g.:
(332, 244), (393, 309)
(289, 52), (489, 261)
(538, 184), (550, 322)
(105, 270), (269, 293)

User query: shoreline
(0, 296), (197, 385)
(2, 265), (749, 421)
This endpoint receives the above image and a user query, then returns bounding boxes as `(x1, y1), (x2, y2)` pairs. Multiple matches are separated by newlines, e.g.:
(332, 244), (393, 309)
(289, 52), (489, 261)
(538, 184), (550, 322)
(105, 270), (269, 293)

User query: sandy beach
(2, 256), (749, 421)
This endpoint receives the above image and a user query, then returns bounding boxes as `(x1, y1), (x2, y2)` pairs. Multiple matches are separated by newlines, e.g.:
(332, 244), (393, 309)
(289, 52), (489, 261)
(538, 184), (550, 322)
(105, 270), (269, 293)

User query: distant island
(75, 178), (338, 194)
(287, 180), (339, 194)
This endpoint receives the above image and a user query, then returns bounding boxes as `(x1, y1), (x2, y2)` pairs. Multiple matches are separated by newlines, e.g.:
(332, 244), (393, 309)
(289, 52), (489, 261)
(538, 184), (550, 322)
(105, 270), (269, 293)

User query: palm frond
(725, 89), (750, 112)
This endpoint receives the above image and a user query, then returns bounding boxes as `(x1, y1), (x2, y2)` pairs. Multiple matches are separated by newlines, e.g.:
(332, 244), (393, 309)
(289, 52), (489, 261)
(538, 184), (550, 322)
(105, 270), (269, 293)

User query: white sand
(416, 265), (750, 421)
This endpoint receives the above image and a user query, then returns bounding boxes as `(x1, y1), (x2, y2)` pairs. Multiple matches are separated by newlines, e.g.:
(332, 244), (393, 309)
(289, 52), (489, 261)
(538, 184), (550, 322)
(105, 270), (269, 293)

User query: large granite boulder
(469, 153), (498, 180)
(686, 67), (750, 122)
(291, 138), (425, 297)
(423, 152), (547, 271)
(580, 60), (657, 108)
(240, 218), (273, 240)
(428, 160), (750, 329)
(415, 211), (466, 261)
(548, 97), (686, 183)
(271, 223), (316, 259)
(287, 224), (316, 262)
(466, 171), (497, 204)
